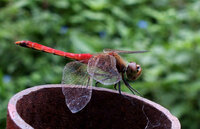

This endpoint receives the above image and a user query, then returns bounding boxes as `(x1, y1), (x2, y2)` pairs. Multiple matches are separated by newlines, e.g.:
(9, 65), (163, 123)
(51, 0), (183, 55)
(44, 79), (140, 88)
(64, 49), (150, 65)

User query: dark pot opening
(7, 84), (180, 129)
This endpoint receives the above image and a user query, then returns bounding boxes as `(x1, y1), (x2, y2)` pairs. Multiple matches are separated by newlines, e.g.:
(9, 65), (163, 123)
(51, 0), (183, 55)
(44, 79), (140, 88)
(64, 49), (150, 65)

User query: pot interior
(16, 87), (171, 129)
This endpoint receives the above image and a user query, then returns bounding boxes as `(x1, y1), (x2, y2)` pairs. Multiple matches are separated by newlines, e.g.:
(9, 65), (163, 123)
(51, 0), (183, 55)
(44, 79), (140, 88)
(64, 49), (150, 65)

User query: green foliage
(0, 0), (200, 128)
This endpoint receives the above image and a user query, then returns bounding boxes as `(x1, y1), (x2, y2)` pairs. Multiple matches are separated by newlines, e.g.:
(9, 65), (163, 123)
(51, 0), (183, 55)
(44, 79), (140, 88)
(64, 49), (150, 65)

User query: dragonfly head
(126, 62), (142, 81)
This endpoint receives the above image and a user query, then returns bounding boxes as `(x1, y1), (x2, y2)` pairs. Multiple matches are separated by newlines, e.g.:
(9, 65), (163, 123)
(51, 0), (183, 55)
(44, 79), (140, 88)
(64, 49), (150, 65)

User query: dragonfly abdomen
(15, 41), (93, 60)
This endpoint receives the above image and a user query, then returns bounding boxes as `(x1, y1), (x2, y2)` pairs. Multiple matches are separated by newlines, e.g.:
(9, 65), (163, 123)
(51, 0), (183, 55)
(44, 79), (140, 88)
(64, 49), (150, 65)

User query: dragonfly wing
(62, 61), (92, 113)
(87, 54), (121, 85)
(103, 49), (148, 54)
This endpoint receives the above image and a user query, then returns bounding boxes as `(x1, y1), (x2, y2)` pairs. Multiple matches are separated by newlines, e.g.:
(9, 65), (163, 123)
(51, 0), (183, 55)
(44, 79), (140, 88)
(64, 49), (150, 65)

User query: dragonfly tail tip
(15, 41), (22, 44)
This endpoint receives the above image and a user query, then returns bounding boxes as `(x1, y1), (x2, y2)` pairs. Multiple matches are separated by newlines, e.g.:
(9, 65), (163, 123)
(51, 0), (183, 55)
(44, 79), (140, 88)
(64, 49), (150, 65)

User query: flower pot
(7, 84), (180, 129)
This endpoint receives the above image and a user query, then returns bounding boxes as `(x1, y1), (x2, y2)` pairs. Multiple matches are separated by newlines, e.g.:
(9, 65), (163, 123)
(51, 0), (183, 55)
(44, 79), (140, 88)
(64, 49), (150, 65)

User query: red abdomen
(15, 41), (93, 61)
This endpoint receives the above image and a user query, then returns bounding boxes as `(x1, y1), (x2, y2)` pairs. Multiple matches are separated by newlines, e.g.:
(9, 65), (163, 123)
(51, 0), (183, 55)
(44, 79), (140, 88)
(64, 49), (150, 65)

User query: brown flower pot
(7, 84), (180, 129)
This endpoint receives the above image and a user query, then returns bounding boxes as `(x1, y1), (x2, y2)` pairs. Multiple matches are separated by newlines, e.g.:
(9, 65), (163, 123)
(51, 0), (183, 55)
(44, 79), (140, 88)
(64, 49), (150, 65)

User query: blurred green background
(0, 0), (200, 129)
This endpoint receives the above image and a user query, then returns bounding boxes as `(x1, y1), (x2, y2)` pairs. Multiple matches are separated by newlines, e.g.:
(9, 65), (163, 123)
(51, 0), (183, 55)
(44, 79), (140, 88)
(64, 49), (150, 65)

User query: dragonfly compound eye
(136, 64), (142, 77)
(137, 65), (141, 72)
(126, 63), (142, 81)
(126, 62), (137, 80)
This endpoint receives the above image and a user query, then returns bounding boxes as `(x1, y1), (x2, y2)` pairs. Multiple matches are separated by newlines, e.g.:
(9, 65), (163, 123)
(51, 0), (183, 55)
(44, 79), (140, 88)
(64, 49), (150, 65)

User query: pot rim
(7, 84), (181, 129)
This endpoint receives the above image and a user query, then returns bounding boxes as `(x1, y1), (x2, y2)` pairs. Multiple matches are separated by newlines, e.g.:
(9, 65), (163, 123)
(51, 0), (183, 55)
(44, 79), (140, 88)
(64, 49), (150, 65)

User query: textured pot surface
(7, 84), (180, 129)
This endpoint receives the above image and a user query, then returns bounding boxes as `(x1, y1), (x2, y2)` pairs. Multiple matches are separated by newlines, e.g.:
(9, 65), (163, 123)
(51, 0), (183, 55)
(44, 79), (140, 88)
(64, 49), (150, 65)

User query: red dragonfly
(15, 40), (147, 113)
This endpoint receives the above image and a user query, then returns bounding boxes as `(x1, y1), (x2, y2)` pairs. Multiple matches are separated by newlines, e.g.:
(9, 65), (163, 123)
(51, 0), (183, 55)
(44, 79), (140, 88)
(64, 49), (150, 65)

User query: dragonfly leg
(95, 82), (99, 87)
(118, 81), (121, 95)
(122, 73), (142, 96)
(114, 83), (117, 90)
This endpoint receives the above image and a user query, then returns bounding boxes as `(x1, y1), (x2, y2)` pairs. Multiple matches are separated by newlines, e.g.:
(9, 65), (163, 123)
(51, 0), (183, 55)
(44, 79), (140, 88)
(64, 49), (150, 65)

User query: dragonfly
(15, 40), (147, 113)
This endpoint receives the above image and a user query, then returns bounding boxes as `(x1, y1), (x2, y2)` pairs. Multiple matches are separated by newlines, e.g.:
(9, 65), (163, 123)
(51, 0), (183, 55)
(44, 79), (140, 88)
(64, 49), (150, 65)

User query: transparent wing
(103, 49), (148, 54)
(87, 54), (121, 85)
(62, 61), (92, 113)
